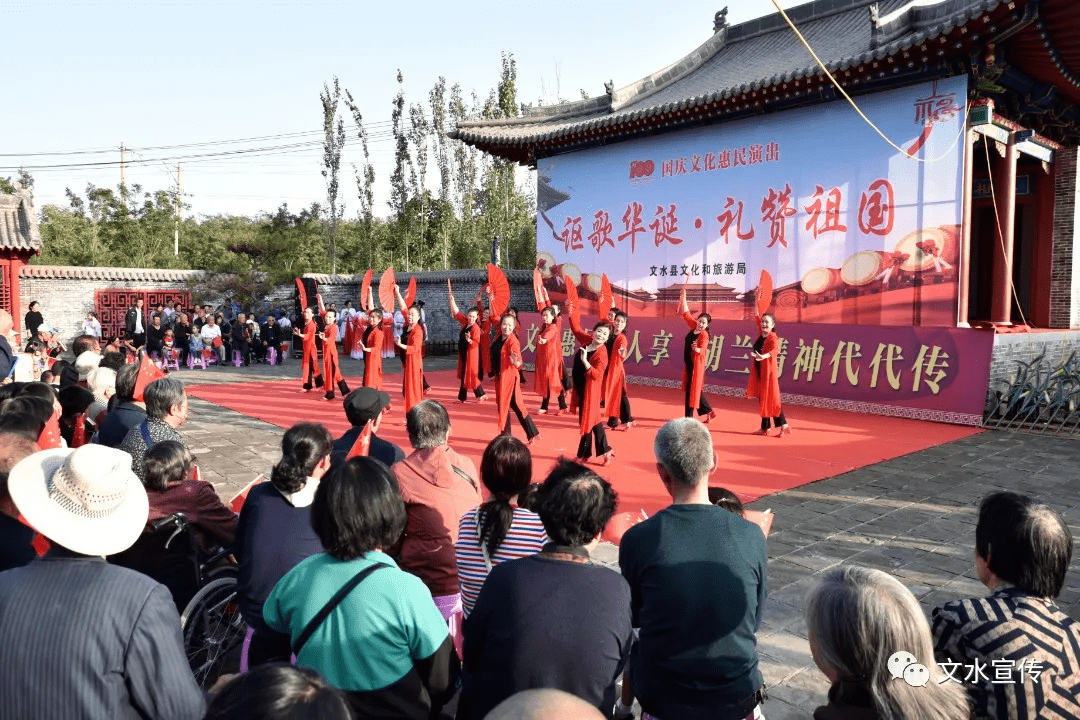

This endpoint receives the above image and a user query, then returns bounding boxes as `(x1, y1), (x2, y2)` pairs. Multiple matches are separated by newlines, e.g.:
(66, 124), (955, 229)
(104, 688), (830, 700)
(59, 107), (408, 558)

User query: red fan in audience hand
(379, 267), (396, 312)
(404, 276), (417, 308)
(755, 269), (774, 319)
(563, 272), (581, 323)
(346, 421), (374, 459)
(360, 269), (373, 312)
(133, 352), (166, 402)
(597, 274), (613, 320)
(294, 278), (309, 313)
(487, 264), (510, 318)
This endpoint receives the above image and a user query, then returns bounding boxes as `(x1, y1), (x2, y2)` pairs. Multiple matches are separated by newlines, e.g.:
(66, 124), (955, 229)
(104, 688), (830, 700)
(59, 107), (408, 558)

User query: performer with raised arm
(293, 306), (323, 392)
(393, 285), (425, 413)
(534, 305), (566, 415)
(567, 303), (614, 464)
(449, 282), (486, 403)
(320, 308), (350, 401)
(604, 311), (635, 430)
(748, 313), (791, 437)
(356, 287), (388, 390)
(678, 289), (716, 422)
(494, 313), (540, 444)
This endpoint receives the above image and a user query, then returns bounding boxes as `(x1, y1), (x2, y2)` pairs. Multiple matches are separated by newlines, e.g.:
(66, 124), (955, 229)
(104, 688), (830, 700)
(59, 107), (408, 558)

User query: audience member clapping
(235, 422), (329, 667)
(204, 664), (352, 720)
(458, 458), (631, 720)
(932, 492), (1079, 719)
(263, 455), (460, 719)
(807, 565), (969, 720)
(455, 435), (547, 618)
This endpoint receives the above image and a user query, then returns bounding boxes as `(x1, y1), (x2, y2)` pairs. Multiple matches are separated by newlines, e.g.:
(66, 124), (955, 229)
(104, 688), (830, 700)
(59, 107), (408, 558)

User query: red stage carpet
(187, 369), (980, 516)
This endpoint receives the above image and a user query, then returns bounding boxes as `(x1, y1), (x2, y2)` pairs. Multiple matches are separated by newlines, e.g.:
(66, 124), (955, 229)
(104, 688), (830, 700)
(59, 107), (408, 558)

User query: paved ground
(172, 355), (1080, 719)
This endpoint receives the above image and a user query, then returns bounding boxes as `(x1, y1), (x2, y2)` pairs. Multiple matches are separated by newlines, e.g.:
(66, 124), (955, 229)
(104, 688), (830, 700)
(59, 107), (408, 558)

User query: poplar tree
(320, 77), (346, 274)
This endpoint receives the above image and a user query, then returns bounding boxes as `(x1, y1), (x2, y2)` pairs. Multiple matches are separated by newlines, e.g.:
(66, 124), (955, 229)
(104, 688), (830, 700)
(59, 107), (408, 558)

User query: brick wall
(20, 265), (533, 352)
(1049, 147), (1079, 328)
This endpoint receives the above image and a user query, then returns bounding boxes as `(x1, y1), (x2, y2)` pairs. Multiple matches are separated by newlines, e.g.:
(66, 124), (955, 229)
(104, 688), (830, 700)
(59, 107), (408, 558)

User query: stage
(187, 368), (981, 516)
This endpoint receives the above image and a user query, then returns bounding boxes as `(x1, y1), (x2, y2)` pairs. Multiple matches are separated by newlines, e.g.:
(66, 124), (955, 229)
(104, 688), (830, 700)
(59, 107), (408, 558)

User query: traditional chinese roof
(21, 265), (209, 282)
(452, 0), (1080, 162)
(0, 191), (42, 254)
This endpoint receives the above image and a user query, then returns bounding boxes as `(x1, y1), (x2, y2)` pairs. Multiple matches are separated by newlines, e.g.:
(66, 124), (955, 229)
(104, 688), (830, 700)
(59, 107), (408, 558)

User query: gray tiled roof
(0, 192), (42, 253)
(20, 265), (208, 281)
(453, 0), (1004, 152)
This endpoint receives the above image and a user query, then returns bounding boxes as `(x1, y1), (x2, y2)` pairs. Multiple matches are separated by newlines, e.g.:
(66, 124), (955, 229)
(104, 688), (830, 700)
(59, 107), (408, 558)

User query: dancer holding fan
(320, 306), (350, 401)
(604, 311), (635, 430)
(533, 269), (567, 415)
(293, 306), (323, 392)
(356, 286), (389, 390)
(677, 288), (716, 422)
(393, 283), (425, 413)
(494, 312), (540, 444)
(449, 280), (486, 403)
(747, 271), (791, 436)
(566, 285), (614, 465)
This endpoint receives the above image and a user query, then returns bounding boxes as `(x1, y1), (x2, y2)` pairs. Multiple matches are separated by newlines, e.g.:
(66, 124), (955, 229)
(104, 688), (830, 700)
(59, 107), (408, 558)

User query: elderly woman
(458, 458), (632, 720)
(806, 566), (970, 720)
(455, 435), (547, 618)
(235, 422), (330, 667)
(264, 456), (459, 720)
(143, 440), (236, 553)
(85, 366), (116, 426)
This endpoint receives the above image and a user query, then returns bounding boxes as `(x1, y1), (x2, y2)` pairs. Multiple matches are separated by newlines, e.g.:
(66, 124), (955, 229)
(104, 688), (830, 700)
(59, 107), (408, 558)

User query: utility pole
(174, 162), (182, 256)
(119, 142), (127, 211)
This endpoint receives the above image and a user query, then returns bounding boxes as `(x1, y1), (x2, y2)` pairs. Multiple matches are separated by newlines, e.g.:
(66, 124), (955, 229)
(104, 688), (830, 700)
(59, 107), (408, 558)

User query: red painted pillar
(958, 129), (975, 326)
(990, 138), (1018, 325)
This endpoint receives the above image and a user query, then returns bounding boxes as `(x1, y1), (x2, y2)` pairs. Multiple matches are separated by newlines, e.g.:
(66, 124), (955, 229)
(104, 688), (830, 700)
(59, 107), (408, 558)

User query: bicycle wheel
(180, 577), (246, 689)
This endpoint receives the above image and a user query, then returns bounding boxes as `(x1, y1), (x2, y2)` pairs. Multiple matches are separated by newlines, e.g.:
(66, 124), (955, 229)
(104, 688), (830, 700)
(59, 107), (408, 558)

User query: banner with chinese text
(519, 314), (993, 424)
(536, 76), (967, 327)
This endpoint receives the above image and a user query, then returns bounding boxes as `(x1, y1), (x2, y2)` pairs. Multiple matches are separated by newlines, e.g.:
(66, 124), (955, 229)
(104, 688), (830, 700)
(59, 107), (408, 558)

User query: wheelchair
(108, 513), (246, 689)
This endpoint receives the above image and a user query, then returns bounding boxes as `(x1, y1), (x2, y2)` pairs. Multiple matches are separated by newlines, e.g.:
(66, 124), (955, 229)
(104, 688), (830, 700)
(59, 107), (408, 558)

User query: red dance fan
(379, 267), (396, 313)
(360, 269), (373, 312)
(316, 292), (326, 318)
(487, 263), (510, 319)
(563, 271), (581, 323)
(597, 273), (613, 320)
(404, 276), (417, 309)
(755, 269), (774, 319)
(532, 268), (546, 311)
(294, 277), (309, 313)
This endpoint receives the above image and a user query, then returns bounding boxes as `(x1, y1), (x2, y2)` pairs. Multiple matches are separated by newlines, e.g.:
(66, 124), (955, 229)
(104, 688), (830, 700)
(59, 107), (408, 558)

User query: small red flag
(346, 421), (373, 459)
(133, 353), (166, 402)
(71, 412), (89, 448)
(37, 415), (62, 450)
(230, 474), (265, 514)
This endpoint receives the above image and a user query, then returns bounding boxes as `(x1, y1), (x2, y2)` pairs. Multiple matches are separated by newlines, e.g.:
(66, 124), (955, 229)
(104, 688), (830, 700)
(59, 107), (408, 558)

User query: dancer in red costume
(748, 312), (791, 437)
(494, 313), (540, 443)
(320, 309), (350, 401)
(393, 286), (424, 413)
(604, 311), (635, 430)
(293, 307), (323, 392)
(567, 307), (614, 464)
(479, 307), (494, 381)
(449, 287), (486, 403)
(534, 306), (567, 414)
(677, 290), (716, 422)
(358, 310), (386, 390)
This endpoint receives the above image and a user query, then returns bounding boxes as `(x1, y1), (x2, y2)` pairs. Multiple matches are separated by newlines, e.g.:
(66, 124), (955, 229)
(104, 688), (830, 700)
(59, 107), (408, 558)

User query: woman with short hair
(264, 456), (459, 720)
(806, 566), (970, 720)
(458, 458), (632, 720)
(142, 440), (237, 553)
(455, 435), (547, 618)
(205, 664), (352, 720)
(235, 422), (330, 667)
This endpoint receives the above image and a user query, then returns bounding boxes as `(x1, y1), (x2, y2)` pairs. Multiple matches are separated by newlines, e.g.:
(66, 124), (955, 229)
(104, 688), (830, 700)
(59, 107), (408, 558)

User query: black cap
(343, 387), (391, 425)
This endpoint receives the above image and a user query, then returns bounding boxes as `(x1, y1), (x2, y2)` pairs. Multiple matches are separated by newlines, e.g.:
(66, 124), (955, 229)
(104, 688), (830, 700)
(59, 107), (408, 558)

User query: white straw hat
(8, 445), (149, 556)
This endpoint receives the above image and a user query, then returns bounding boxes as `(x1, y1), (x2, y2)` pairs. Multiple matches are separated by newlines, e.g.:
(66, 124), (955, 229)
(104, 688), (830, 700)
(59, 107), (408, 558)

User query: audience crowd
(0, 300), (1077, 720)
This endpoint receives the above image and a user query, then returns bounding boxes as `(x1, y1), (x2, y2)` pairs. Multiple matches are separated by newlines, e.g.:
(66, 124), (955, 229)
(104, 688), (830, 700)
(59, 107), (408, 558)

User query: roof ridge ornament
(714, 6), (729, 34)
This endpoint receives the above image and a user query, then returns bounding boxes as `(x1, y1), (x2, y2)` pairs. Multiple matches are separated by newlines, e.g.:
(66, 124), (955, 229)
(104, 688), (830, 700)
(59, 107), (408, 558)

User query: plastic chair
(232, 350), (243, 367)
(267, 346), (277, 365)
(162, 350), (181, 371)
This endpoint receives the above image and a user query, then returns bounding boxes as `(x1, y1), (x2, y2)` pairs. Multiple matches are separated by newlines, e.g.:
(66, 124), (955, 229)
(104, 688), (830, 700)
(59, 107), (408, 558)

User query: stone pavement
(172, 356), (1080, 719)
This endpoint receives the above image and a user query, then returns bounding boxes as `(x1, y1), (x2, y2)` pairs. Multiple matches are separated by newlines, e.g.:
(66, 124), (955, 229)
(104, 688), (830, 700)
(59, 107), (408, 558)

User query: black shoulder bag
(291, 563), (389, 655)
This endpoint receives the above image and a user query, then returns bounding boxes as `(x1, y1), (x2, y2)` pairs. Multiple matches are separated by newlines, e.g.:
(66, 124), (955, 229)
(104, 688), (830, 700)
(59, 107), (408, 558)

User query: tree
(345, 89), (377, 269)
(389, 70), (414, 269)
(320, 77), (347, 274)
(429, 76), (453, 269)
(407, 102), (430, 270)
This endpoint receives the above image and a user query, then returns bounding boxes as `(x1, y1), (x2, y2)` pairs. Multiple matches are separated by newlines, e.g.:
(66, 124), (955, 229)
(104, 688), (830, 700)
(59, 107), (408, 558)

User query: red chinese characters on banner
(760, 183), (796, 248)
(717, 197), (754, 244)
(656, 142), (780, 180)
(804, 186), (848, 239)
(562, 216), (584, 252)
(619, 202), (645, 253)
(588, 210), (614, 253)
(858, 179), (895, 236)
(649, 204), (683, 247)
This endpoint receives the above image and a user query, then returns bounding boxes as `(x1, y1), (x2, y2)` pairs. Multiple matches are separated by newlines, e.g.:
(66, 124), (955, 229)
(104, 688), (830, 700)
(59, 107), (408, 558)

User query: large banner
(536, 76), (968, 327)
(518, 313), (993, 425)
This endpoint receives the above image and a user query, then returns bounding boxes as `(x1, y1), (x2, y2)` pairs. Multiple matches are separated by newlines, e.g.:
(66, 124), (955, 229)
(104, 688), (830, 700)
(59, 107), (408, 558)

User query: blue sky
(5, 0), (780, 220)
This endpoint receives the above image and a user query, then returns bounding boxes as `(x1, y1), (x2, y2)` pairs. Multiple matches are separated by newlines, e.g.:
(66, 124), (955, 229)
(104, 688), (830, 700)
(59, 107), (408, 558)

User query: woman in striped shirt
(455, 435), (547, 617)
